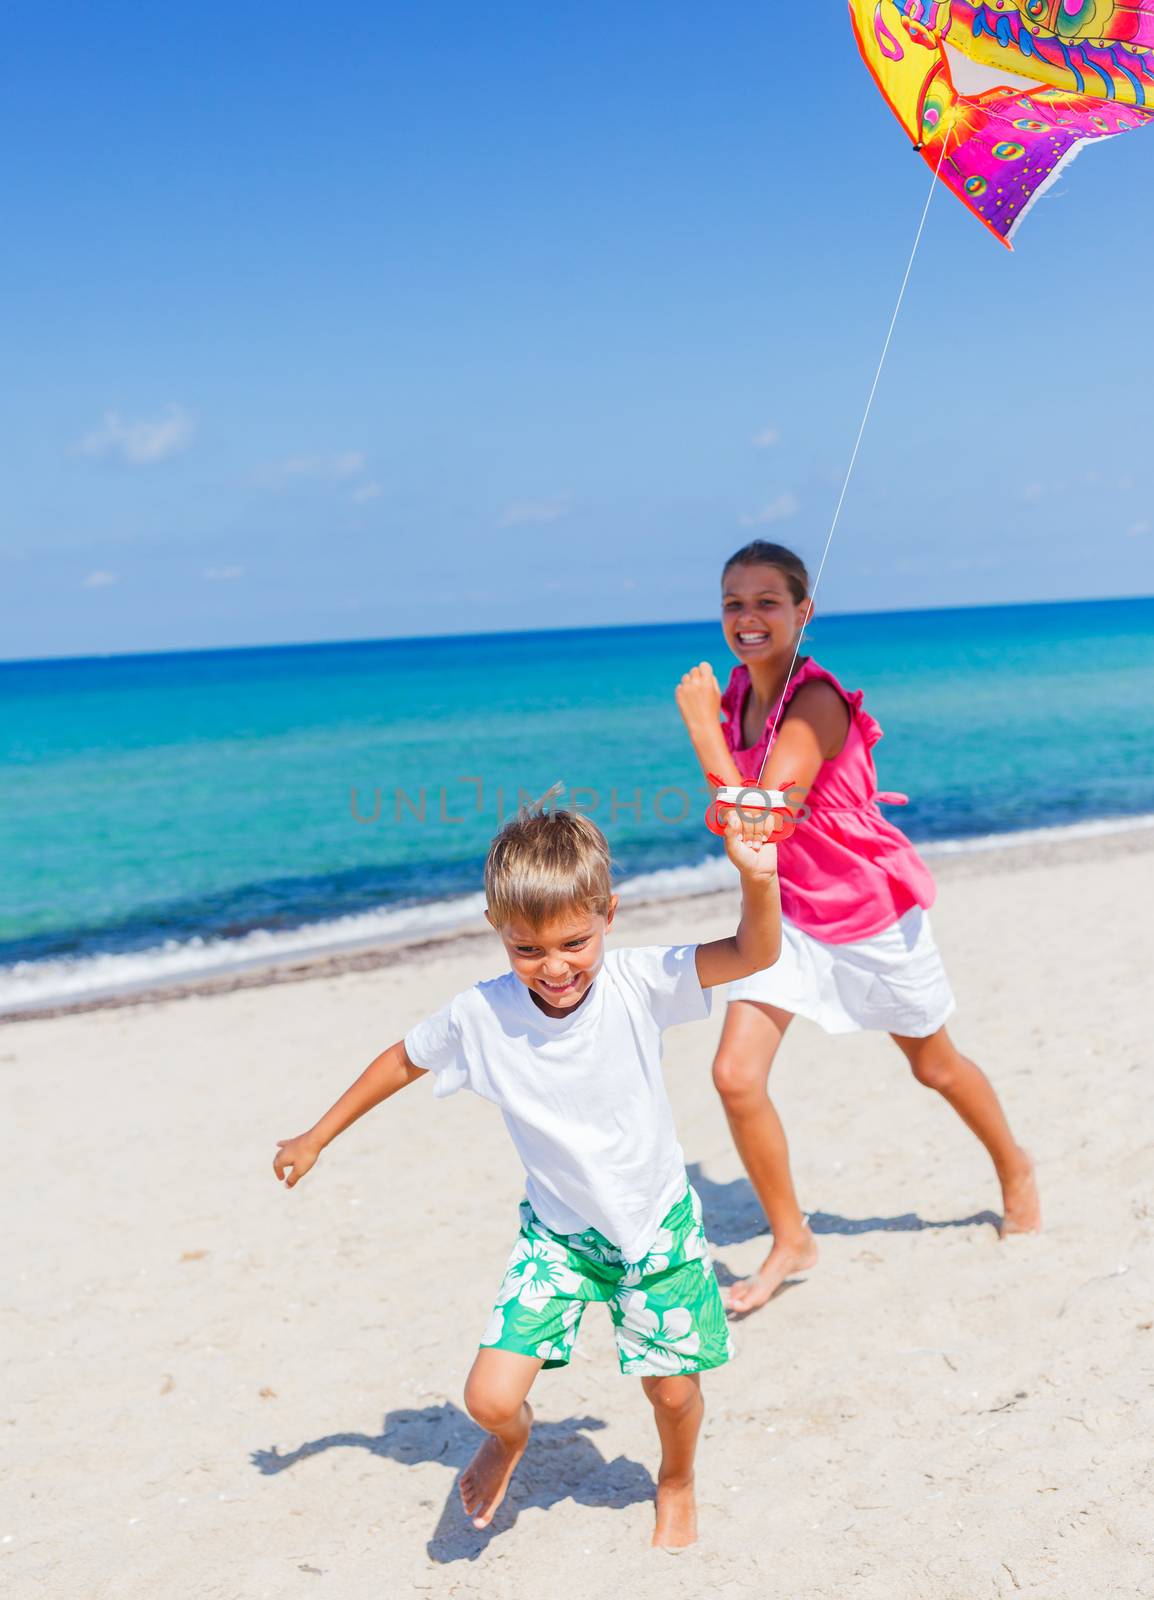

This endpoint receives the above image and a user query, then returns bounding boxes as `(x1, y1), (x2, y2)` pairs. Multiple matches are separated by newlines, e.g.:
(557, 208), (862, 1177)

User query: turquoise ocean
(3, 597), (1153, 1013)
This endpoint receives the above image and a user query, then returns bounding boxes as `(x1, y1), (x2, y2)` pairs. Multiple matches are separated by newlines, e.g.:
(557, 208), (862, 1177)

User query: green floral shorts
(479, 1186), (733, 1378)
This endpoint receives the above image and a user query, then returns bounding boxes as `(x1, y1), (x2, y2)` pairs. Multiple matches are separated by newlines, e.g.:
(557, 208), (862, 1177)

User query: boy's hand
(723, 805), (779, 879)
(273, 1134), (322, 1188)
(269, 1043), (425, 1190)
(676, 662), (722, 730)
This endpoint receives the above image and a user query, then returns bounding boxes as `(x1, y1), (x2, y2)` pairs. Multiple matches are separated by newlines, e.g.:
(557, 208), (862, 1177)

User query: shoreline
(5, 817), (1152, 1026)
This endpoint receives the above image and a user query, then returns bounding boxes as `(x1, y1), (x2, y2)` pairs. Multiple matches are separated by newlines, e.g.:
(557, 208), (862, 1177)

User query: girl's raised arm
(676, 663), (743, 786)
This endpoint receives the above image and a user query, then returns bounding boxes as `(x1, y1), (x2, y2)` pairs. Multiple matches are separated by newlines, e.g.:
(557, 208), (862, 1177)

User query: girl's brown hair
(722, 541), (810, 605)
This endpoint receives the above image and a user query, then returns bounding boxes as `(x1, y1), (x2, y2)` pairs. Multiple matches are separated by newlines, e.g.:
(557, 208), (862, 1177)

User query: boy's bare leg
(712, 1000), (817, 1313)
(642, 1373), (704, 1550)
(891, 1027), (1041, 1235)
(460, 1349), (543, 1529)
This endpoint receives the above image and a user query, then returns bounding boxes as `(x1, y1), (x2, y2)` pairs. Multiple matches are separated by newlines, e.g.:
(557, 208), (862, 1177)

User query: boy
(273, 801), (780, 1548)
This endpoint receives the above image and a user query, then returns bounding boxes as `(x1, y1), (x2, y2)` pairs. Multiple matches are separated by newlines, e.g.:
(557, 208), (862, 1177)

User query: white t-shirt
(404, 945), (711, 1263)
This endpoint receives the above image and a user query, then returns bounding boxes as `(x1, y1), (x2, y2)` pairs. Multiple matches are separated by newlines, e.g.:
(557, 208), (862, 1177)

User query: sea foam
(2, 813), (1151, 1015)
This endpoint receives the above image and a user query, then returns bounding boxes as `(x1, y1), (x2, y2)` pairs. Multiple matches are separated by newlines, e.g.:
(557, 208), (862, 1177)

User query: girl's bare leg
(712, 999), (817, 1313)
(642, 1373), (704, 1549)
(459, 1348), (543, 1528)
(891, 1026), (1041, 1235)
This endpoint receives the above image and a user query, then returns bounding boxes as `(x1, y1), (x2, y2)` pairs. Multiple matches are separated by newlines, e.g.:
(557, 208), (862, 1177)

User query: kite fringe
(1004, 136), (1094, 244)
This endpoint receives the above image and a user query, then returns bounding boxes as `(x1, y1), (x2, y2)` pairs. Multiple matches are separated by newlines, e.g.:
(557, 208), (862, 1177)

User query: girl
(676, 540), (1040, 1315)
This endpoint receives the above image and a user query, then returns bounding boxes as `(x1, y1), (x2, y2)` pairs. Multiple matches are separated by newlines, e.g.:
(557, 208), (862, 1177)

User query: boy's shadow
(251, 1402), (653, 1564)
(687, 1164), (1001, 1248)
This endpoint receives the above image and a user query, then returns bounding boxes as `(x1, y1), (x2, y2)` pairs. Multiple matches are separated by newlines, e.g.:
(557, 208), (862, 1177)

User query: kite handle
(703, 776), (800, 841)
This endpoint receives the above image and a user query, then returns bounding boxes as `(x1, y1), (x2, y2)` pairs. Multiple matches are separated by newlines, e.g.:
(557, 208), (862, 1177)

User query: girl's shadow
(251, 1401), (653, 1563)
(687, 1164), (1001, 1246)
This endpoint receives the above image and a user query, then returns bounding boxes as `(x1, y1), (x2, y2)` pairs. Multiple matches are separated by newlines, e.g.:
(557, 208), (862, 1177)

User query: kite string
(756, 133), (952, 788)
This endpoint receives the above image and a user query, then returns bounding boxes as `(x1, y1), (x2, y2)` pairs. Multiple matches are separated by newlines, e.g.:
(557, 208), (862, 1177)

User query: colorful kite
(849, 1), (1154, 245)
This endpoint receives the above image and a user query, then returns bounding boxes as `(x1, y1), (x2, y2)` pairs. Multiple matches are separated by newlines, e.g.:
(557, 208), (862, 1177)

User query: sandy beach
(4, 828), (1153, 1599)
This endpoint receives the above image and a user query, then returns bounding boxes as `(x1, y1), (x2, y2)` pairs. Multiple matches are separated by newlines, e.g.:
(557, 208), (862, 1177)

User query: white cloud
(1021, 480), (1070, 503)
(204, 565), (245, 581)
(263, 450), (367, 485)
(290, 451), (364, 480)
(82, 570), (118, 588)
(79, 405), (194, 465)
(752, 424), (779, 449)
(1127, 519), (1150, 537)
(350, 480), (383, 504)
(498, 497), (570, 528)
(739, 492), (799, 528)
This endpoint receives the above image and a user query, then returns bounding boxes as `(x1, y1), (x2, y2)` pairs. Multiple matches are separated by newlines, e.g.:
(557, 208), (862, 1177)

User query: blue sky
(3, 1), (1151, 659)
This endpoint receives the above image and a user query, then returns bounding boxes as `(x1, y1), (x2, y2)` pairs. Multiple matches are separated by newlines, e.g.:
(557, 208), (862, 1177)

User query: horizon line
(2, 590), (1151, 670)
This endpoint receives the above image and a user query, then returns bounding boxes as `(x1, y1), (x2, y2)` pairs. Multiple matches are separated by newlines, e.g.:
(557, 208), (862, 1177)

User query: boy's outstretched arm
(695, 812), (782, 988)
(273, 1041), (426, 1188)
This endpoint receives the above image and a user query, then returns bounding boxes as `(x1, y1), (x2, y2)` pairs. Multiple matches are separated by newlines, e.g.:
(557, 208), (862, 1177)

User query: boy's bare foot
(724, 1228), (818, 1315)
(1000, 1149), (1042, 1236)
(653, 1475), (697, 1550)
(459, 1404), (532, 1530)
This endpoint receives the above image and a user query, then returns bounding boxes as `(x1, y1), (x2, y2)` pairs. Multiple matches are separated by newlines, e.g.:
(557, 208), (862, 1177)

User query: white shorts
(727, 906), (956, 1038)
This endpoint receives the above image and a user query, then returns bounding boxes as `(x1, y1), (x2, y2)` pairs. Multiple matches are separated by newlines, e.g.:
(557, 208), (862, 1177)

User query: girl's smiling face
(722, 562), (810, 667)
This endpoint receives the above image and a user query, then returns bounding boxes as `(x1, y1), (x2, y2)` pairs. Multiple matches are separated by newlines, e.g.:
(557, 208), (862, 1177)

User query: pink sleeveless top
(721, 658), (936, 944)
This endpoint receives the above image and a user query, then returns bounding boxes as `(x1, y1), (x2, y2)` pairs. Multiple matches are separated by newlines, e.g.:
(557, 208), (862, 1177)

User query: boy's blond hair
(485, 804), (613, 929)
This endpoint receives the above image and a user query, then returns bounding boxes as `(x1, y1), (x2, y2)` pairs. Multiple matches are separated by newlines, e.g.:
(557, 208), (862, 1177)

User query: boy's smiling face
(488, 899), (618, 1018)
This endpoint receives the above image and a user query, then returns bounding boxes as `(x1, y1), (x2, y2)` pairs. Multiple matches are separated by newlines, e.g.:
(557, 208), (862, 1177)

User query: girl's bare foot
(1000, 1149), (1042, 1236)
(653, 1475), (697, 1550)
(459, 1404), (532, 1530)
(724, 1227), (818, 1315)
